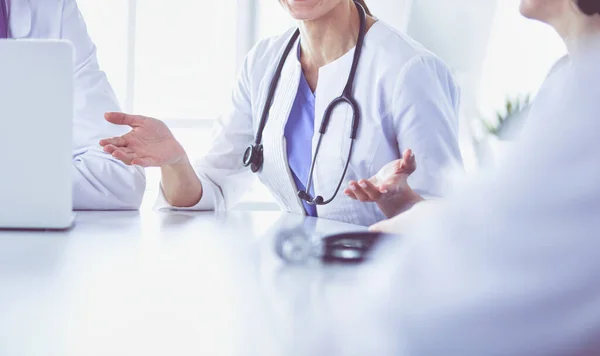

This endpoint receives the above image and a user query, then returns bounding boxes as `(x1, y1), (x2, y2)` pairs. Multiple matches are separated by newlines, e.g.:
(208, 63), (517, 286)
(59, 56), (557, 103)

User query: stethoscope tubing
(245, 0), (368, 207)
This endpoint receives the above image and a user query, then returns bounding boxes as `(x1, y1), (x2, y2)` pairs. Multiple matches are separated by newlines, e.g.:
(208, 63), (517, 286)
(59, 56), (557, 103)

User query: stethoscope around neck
(243, 0), (367, 207)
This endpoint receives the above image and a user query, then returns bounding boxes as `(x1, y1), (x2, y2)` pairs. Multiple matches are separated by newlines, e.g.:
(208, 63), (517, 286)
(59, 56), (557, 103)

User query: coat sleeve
(61, 0), (146, 210)
(154, 42), (258, 211)
(392, 54), (463, 199)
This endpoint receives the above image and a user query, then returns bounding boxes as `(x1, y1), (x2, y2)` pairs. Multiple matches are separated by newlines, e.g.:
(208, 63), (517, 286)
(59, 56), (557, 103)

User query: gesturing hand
(344, 149), (424, 218)
(99, 112), (187, 167)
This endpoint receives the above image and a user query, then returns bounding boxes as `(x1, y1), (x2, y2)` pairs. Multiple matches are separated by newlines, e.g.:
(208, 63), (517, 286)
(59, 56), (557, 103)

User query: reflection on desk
(0, 210), (404, 356)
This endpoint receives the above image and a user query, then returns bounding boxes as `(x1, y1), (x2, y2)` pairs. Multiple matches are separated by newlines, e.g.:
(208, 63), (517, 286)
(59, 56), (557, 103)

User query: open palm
(99, 112), (187, 167)
(344, 149), (423, 218)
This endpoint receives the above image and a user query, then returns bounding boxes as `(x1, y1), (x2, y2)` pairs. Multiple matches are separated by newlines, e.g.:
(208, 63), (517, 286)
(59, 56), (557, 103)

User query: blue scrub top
(284, 43), (317, 217)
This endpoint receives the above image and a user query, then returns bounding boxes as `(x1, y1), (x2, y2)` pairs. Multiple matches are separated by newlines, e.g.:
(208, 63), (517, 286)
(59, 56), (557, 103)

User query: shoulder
(363, 21), (452, 77)
(363, 22), (457, 104)
(244, 28), (297, 76)
(559, 49), (600, 119)
(546, 55), (570, 80)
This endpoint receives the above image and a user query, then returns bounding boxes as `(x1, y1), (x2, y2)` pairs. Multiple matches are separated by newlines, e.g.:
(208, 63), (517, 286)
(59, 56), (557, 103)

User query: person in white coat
(363, 0), (600, 354)
(2, 0), (146, 210)
(100, 0), (462, 226)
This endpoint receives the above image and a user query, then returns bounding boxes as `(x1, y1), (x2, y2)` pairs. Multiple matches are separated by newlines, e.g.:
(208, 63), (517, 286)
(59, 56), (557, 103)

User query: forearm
(396, 190), (425, 216)
(379, 189), (425, 219)
(160, 157), (204, 207)
(73, 153), (146, 210)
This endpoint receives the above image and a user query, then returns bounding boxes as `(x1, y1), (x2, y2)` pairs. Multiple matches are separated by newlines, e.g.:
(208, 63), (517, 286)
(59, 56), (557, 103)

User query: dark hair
(355, 0), (373, 16)
(577, 0), (600, 15)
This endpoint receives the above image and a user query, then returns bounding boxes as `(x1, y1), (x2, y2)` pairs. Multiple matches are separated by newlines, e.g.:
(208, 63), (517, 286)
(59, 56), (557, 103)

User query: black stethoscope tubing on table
(275, 228), (387, 265)
(243, 0), (368, 207)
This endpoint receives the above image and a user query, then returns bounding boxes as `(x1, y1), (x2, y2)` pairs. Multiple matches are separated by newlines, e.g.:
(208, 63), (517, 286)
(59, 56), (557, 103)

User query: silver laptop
(0, 40), (75, 229)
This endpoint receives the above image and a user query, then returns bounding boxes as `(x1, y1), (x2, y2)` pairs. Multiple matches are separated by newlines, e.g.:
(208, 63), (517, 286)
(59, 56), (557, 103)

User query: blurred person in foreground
(367, 0), (600, 354)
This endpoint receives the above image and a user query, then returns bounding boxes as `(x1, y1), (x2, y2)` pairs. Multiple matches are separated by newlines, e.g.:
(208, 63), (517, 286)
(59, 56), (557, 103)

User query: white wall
(404, 0), (499, 170)
(396, 0), (565, 168)
(478, 0), (566, 118)
(368, 0), (413, 31)
(405, 0), (497, 73)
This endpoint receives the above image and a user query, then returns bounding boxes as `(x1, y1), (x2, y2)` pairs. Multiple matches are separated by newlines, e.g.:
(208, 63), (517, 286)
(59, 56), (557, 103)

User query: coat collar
(8, 0), (32, 38)
(258, 23), (383, 216)
(311, 21), (384, 156)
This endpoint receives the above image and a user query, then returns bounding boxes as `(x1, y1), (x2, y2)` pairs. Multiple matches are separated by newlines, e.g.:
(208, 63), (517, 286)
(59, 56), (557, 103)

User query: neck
(550, 5), (600, 53)
(298, 1), (373, 70)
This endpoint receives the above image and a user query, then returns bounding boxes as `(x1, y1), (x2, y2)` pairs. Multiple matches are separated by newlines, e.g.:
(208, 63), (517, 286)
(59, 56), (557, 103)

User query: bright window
(77, 0), (293, 209)
(133, 1), (237, 119)
(77, 0), (129, 108)
(258, 0), (295, 40)
(478, 0), (567, 121)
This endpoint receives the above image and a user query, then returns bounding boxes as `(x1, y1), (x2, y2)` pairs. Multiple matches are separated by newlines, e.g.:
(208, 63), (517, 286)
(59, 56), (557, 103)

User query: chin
(520, 0), (539, 19)
(519, 0), (562, 22)
(280, 0), (331, 21)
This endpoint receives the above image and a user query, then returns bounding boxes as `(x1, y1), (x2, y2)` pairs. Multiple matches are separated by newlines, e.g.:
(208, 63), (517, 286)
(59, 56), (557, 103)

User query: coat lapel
(313, 48), (356, 146)
(259, 34), (304, 214)
(312, 49), (356, 211)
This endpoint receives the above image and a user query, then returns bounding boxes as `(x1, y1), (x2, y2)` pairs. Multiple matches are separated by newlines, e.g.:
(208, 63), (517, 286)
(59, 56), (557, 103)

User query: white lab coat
(158, 22), (463, 226)
(360, 41), (600, 355)
(7, 0), (146, 210)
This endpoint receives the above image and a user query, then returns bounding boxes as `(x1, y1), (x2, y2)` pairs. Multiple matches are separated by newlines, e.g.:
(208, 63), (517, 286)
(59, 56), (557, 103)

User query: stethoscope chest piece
(275, 227), (319, 265)
(243, 144), (264, 173)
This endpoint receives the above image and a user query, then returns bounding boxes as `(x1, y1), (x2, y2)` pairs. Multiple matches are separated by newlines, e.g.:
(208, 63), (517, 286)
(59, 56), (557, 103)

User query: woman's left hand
(344, 149), (424, 218)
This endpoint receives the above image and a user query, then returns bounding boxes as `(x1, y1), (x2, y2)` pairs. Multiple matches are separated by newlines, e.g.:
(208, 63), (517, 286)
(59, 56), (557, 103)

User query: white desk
(0, 210), (395, 355)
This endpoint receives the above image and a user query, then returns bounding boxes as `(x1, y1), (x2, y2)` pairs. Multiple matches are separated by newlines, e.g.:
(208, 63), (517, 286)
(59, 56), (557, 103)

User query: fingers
(396, 149), (417, 175)
(344, 182), (360, 200)
(104, 112), (146, 127)
(401, 149), (412, 163)
(103, 144), (119, 154)
(350, 181), (369, 202)
(104, 145), (136, 155)
(344, 180), (383, 202)
(105, 145), (155, 167)
(359, 179), (383, 200)
(344, 188), (358, 200)
(99, 136), (128, 148)
(131, 157), (154, 167)
(111, 149), (137, 165)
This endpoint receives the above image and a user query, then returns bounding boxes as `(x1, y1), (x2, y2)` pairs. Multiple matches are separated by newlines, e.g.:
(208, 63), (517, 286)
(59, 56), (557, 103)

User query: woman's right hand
(101, 112), (203, 207)
(100, 112), (187, 167)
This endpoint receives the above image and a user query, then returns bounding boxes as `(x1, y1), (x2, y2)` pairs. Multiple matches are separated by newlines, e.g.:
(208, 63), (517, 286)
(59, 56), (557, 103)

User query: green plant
(483, 95), (531, 136)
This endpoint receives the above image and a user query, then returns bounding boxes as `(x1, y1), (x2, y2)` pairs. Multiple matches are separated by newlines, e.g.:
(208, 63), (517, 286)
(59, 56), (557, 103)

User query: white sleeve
(61, 0), (146, 210)
(382, 61), (600, 355)
(393, 55), (463, 199)
(154, 43), (257, 211)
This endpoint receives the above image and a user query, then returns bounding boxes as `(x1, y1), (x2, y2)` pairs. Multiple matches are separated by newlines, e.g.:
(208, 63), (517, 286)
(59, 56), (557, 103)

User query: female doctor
(101, 0), (463, 226)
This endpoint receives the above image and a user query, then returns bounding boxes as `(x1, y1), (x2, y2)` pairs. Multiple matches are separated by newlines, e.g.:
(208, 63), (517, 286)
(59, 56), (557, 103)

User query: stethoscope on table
(243, 0), (367, 207)
(276, 227), (388, 265)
